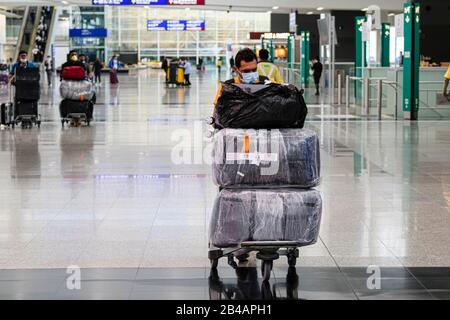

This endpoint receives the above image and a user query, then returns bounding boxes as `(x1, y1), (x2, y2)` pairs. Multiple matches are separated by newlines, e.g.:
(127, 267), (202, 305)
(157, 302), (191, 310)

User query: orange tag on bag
(80, 95), (85, 101)
(243, 135), (250, 154)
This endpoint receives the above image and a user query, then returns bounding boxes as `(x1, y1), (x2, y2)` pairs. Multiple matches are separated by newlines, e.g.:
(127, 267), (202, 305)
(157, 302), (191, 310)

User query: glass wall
(105, 7), (270, 63)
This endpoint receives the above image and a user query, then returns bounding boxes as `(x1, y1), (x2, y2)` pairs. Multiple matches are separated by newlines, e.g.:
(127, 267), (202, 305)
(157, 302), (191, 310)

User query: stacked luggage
(208, 82), (321, 281)
(59, 65), (95, 127)
(8, 67), (41, 129)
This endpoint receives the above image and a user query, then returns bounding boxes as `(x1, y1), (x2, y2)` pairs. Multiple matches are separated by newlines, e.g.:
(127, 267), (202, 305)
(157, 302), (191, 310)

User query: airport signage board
(147, 20), (205, 31)
(92, 0), (205, 5)
(69, 28), (108, 38)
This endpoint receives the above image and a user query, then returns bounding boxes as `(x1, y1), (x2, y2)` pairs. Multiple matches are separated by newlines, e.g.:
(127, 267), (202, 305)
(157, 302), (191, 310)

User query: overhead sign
(69, 28), (108, 38)
(147, 20), (205, 31)
(395, 13), (404, 37)
(92, 0), (205, 5)
(289, 12), (297, 33)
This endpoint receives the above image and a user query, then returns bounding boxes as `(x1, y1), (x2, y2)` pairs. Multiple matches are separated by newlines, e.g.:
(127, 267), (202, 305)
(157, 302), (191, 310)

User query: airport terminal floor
(0, 68), (449, 299)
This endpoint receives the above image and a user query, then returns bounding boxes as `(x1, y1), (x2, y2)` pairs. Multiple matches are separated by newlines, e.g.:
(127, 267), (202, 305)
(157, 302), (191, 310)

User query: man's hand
(9, 75), (15, 84)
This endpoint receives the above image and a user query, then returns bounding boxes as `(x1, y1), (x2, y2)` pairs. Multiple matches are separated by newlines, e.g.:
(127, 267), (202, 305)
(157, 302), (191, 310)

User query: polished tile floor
(0, 68), (449, 299)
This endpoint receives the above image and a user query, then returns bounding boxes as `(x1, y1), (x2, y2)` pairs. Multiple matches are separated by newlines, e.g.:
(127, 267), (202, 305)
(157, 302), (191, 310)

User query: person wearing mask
(257, 49), (282, 84)
(182, 58), (191, 87)
(44, 55), (53, 86)
(108, 55), (121, 84)
(79, 54), (93, 80)
(213, 48), (269, 109)
(9, 51), (38, 83)
(443, 66), (450, 100)
(61, 50), (87, 80)
(93, 57), (104, 84)
(311, 57), (323, 96)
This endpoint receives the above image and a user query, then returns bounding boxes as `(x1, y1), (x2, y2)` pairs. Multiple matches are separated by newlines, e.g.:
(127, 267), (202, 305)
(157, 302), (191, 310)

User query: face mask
(20, 58), (27, 63)
(71, 55), (78, 62)
(241, 71), (259, 84)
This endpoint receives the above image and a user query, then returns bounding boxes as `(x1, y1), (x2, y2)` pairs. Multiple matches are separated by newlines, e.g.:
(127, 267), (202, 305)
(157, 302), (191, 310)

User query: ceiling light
(307, 11), (314, 15)
(272, 6), (279, 10)
(267, 11), (272, 14)
(61, 0), (69, 4)
(362, 8), (368, 11)
(388, 13), (395, 16)
(317, 7), (324, 11)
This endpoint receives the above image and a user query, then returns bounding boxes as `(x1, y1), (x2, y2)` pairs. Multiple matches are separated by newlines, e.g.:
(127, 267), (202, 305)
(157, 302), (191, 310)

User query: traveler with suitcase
(208, 48), (319, 282)
(108, 55), (121, 84)
(59, 50), (95, 127)
(6, 51), (41, 129)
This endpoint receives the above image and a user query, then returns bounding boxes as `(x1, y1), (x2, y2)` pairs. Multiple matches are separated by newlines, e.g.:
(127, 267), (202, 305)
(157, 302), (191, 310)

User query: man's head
(234, 48), (259, 83)
(258, 49), (270, 62)
(18, 51), (28, 63)
(79, 54), (86, 63)
(69, 50), (78, 62)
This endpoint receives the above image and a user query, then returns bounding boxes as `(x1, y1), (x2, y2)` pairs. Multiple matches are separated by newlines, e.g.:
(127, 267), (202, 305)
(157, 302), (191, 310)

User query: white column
(0, 15), (6, 62)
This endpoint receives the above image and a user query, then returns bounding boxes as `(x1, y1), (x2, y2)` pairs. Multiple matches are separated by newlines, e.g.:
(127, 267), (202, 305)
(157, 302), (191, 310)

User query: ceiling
(0, 0), (406, 12)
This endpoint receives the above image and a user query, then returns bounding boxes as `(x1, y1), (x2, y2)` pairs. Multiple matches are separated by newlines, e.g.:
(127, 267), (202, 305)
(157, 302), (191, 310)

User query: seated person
(9, 51), (38, 83)
(214, 48), (269, 108)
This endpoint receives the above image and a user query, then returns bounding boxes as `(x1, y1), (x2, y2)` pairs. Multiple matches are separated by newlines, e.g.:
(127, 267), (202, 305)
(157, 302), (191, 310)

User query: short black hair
(235, 48), (257, 68)
(19, 50), (27, 55)
(259, 49), (269, 61)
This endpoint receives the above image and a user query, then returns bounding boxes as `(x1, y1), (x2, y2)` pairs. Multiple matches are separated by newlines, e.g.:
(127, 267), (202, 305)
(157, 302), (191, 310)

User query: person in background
(162, 56), (168, 81)
(79, 54), (93, 80)
(257, 49), (282, 84)
(311, 57), (323, 96)
(44, 55), (53, 86)
(443, 66), (450, 99)
(182, 58), (191, 87)
(217, 57), (223, 77)
(93, 57), (104, 84)
(399, 51), (404, 66)
(9, 51), (38, 83)
(213, 48), (269, 110)
(230, 56), (235, 71)
(109, 55), (121, 84)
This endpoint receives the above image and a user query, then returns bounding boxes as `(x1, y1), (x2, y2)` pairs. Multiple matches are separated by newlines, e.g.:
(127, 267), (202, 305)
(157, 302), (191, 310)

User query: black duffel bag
(213, 82), (307, 129)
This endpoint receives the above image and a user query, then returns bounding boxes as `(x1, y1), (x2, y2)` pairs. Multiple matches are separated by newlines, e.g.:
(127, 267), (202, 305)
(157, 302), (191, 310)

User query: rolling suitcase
(212, 128), (320, 188)
(60, 99), (93, 119)
(209, 188), (322, 248)
(109, 70), (119, 84)
(1, 103), (13, 125)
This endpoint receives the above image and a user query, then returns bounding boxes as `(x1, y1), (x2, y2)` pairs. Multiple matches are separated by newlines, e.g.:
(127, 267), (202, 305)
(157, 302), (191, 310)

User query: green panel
(269, 40), (275, 63)
(381, 23), (390, 67)
(402, 2), (420, 117)
(300, 31), (310, 87)
(355, 17), (367, 103)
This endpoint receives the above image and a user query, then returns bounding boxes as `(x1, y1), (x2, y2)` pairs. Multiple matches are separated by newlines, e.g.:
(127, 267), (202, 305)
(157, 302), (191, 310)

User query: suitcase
(14, 101), (38, 118)
(15, 80), (40, 101)
(213, 128), (320, 188)
(1, 103), (13, 125)
(15, 67), (40, 82)
(209, 188), (322, 248)
(60, 99), (93, 119)
(177, 67), (185, 85)
(62, 66), (86, 80)
(109, 70), (118, 84)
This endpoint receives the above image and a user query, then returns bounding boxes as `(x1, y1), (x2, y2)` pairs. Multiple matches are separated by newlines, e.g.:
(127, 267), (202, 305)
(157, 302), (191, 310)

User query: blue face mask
(241, 71), (259, 84)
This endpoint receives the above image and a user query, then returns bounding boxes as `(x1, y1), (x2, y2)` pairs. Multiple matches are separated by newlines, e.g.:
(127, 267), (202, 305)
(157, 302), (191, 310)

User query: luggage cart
(208, 241), (301, 282)
(11, 68), (41, 129)
(60, 99), (92, 128)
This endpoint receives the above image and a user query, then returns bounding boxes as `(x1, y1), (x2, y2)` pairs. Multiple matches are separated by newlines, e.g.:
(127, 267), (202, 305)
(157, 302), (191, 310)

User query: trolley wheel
(236, 253), (249, 263)
(210, 259), (219, 269)
(37, 122), (41, 129)
(87, 120), (90, 127)
(261, 260), (273, 282)
(61, 120), (65, 128)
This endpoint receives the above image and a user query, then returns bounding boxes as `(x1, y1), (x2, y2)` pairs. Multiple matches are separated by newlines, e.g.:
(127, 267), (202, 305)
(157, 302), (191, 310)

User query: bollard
(364, 78), (370, 116)
(377, 79), (382, 120)
(345, 75), (350, 107)
(337, 73), (342, 105)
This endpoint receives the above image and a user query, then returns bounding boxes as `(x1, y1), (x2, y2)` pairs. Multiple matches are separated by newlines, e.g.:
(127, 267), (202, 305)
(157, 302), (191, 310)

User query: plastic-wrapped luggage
(209, 188), (322, 248)
(60, 80), (96, 101)
(213, 128), (320, 188)
(213, 82), (307, 129)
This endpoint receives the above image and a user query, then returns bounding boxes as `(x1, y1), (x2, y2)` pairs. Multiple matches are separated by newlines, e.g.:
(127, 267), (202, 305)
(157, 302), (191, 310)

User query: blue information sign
(69, 28), (108, 38)
(147, 20), (205, 31)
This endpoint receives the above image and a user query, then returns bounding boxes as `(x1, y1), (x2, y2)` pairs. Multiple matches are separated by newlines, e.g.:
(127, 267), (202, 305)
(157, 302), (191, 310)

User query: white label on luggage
(226, 152), (278, 165)
(237, 171), (245, 177)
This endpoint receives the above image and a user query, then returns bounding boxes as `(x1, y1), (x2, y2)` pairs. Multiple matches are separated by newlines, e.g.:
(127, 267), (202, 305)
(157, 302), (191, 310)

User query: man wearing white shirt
(182, 58), (191, 87)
